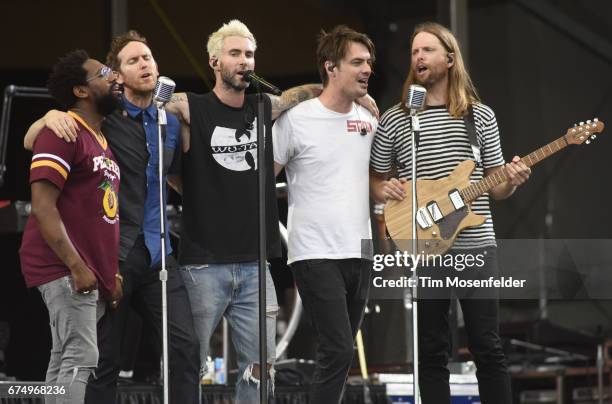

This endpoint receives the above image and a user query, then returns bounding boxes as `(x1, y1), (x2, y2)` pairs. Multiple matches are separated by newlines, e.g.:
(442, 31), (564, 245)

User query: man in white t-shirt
(273, 25), (377, 404)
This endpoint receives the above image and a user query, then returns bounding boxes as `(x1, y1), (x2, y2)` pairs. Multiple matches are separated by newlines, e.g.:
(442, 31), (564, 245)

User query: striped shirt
(370, 103), (505, 249)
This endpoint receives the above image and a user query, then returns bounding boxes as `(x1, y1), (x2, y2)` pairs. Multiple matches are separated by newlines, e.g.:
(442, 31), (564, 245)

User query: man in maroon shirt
(19, 49), (123, 403)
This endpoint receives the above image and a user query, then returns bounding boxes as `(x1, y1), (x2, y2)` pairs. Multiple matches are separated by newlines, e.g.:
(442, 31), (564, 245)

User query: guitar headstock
(565, 118), (605, 145)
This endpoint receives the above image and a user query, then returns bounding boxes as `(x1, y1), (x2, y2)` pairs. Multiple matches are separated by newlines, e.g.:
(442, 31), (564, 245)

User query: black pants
(85, 236), (200, 404)
(291, 258), (371, 404)
(417, 248), (511, 404)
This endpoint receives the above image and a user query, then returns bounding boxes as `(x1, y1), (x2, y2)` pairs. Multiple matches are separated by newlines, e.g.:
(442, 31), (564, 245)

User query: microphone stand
(409, 110), (421, 404)
(156, 104), (170, 404)
(254, 82), (269, 403)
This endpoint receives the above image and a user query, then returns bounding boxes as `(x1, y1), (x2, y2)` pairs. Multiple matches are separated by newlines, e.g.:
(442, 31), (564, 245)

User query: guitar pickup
(449, 189), (465, 210)
(416, 207), (433, 229)
(426, 202), (443, 223)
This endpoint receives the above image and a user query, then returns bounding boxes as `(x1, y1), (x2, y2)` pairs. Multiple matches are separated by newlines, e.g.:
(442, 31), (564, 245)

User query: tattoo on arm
(166, 93), (191, 124)
(169, 94), (187, 104)
(270, 84), (322, 119)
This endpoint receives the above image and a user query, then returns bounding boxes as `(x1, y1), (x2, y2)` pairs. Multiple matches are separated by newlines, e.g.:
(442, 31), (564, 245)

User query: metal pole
(255, 87), (268, 403)
(450, 0), (469, 65)
(157, 107), (169, 404)
(110, 0), (128, 37)
(597, 344), (604, 404)
(410, 113), (421, 404)
(222, 318), (229, 384)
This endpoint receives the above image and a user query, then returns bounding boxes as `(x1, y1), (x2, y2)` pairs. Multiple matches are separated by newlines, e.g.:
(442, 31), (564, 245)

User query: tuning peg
(580, 121), (584, 125)
(586, 140), (591, 144)
(594, 117), (599, 122)
(587, 120), (592, 124)
(574, 123), (578, 127)
(591, 134), (597, 140)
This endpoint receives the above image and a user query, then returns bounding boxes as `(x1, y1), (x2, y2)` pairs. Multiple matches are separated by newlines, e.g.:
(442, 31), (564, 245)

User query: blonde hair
(207, 19), (257, 60)
(401, 22), (480, 118)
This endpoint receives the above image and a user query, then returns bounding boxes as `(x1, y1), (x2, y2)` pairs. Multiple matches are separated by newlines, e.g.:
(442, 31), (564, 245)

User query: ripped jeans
(181, 262), (278, 403)
(38, 275), (105, 404)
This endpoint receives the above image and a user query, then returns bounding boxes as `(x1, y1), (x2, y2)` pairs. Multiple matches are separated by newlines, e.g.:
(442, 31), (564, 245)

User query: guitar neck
(460, 136), (569, 203)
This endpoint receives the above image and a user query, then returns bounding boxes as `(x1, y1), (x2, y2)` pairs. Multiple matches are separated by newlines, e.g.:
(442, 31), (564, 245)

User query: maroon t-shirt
(20, 114), (120, 299)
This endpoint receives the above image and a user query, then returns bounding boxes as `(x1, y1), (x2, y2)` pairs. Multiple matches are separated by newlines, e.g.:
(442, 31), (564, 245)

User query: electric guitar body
(384, 160), (486, 255)
(383, 119), (605, 255)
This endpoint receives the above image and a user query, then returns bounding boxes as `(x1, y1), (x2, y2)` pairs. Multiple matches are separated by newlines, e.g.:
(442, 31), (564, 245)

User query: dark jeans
(417, 247), (511, 404)
(291, 258), (371, 404)
(85, 236), (200, 404)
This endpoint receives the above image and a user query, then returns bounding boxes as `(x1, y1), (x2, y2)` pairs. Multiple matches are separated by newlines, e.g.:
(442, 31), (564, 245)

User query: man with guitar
(370, 22), (530, 404)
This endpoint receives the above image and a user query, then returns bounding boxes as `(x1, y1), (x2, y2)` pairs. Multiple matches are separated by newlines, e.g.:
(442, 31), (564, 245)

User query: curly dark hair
(47, 49), (89, 109)
(106, 30), (148, 71)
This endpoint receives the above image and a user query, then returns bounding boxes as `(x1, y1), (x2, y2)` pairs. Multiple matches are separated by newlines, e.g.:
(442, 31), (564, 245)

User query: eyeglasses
(86, 66), (115, 82)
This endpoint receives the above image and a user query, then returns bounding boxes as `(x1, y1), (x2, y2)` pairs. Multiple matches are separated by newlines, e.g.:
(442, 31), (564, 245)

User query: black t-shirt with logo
(173, 91), (281, 264)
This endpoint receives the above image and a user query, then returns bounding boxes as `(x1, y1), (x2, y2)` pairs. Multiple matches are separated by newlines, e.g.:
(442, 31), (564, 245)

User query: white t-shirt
(273, 97), (378, 264)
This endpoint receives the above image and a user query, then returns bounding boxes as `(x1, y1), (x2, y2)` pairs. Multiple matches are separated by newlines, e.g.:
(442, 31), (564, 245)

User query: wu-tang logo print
(210, 118), (260, 171)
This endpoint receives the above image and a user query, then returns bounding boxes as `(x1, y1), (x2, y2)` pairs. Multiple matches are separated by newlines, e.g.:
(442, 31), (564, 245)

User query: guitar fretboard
(459, 136), (569, 203)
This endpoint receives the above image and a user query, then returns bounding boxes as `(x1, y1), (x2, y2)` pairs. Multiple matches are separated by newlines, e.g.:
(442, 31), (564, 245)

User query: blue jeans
(38, 275), (105, 404)
(180, 261), (278, 403)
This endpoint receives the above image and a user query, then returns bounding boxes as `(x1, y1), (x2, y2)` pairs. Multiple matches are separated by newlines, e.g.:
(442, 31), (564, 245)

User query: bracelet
(115, 273), (124, 284)
(373, 203), (385, 215)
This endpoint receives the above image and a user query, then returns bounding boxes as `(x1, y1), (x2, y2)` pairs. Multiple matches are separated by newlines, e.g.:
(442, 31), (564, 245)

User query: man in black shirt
(165, 19), (295, 402)
(24, 31), (200, 404)
(166, 19), (379, 403)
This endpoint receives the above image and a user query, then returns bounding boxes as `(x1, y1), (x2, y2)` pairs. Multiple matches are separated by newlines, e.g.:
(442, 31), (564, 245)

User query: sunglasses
(86, 66), (115, 82)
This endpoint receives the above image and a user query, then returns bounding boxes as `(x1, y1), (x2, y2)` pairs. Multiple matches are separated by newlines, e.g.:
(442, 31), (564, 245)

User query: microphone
(153, 76), (176, 108)
(243, 71), (282, 96)
(405, 84), (426, 115)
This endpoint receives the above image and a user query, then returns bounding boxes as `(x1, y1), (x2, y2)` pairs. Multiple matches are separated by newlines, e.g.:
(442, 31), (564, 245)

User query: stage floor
(0, 382), (389, 404)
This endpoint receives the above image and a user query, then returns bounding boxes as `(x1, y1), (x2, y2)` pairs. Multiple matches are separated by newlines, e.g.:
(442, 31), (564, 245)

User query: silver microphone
(405, 84), (426, 115)
(153, 76), (176, 108)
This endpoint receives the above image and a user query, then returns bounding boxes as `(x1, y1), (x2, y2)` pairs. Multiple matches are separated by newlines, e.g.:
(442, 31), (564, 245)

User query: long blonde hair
(401, 22), (480, 118)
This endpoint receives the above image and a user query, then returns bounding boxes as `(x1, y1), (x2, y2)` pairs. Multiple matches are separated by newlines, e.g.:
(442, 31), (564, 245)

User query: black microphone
(405, 84), (426, 115)
(243, 71), (282, 96)
(153, 76), (176, 108)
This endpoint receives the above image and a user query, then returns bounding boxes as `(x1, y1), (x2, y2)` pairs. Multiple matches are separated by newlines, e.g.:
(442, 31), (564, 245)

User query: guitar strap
(463, 104), (482, 167)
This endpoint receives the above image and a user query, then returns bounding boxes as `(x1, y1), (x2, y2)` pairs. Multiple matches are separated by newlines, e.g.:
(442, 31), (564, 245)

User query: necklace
(352, 103), (367, 136)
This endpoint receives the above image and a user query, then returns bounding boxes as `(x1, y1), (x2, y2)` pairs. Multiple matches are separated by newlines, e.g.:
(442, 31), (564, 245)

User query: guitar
(384, 119), (605, 255)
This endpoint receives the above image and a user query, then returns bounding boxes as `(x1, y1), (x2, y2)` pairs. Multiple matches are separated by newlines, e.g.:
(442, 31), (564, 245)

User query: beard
(220, 63), (249, 91)
(95, 88), (121, 116)
(414, 67), (446, 88)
